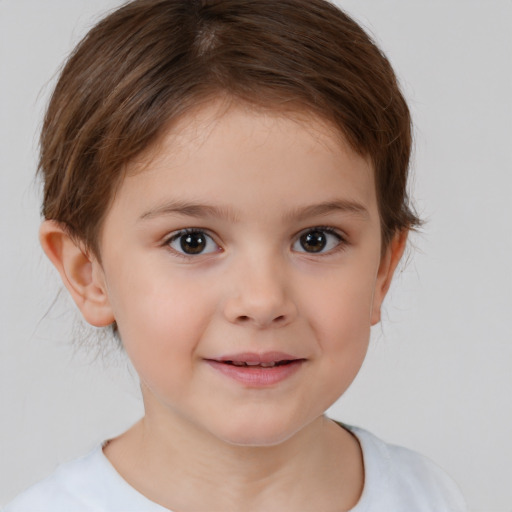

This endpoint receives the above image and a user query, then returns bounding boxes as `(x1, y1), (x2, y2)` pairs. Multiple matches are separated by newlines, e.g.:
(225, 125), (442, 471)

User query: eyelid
(164, 228), (222, 259)
(292, 226), (348, 255)
(161, 225), (348, 259)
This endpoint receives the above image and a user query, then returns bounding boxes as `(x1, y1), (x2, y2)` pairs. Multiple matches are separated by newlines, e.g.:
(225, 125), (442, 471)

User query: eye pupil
(300, 230), (327, 253)
(181, 232), (206, 254)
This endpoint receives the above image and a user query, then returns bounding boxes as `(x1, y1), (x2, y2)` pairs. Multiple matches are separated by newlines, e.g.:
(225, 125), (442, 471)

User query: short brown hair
(40, 0), (420, 255)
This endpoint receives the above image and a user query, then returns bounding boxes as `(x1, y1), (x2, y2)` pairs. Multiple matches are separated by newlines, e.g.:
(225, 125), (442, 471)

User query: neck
(104, 410), (363, 512)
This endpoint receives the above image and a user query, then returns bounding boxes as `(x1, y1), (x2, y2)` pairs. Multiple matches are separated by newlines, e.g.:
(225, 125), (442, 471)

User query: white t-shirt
(3, 426), (467, 512)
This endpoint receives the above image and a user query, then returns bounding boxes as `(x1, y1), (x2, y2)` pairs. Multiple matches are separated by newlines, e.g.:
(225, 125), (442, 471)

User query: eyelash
(293, 226), (347, 256)
(164, 228), (220, 260)
(163, 226), (348, 259)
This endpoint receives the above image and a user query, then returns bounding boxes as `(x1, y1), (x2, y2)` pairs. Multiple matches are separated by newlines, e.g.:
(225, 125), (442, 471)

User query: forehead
(130, 98), (367, 170)
(114, 100), (378, 223)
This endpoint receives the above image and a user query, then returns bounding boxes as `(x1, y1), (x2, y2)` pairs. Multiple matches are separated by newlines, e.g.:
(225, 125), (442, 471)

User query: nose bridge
(223, 246), (296, 328)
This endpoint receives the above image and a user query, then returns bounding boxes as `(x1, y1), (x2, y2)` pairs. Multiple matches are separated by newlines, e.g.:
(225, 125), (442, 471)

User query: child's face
(91, 101), (401, 446)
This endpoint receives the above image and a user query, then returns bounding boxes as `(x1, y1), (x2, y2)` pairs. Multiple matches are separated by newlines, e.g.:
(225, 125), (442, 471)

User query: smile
(206, 352), (305, 386)
(222, 360), (292, 368)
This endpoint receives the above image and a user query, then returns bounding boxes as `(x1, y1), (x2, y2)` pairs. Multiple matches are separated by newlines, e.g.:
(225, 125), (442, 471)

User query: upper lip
(209, 352), (303, 364)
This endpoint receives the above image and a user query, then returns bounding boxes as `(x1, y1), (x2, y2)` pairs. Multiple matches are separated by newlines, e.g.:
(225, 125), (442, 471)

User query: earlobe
(370, 230), (408, 325)
(39, 220), (115, 327)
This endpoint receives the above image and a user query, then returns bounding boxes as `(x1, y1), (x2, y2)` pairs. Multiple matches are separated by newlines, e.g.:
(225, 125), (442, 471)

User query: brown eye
(300, 230), (327, 253)
(181, 232), (206, 254)
(293, 228), (343, 254)
(168, 230), (219, 256)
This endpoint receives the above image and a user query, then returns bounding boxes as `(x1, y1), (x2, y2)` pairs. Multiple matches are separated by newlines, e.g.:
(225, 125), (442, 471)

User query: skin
(40, 100), (406, 512)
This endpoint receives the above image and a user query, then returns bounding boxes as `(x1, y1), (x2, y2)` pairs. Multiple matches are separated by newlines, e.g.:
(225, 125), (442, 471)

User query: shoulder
(3, 448), (103, 512)
(346, 426), (468, 512)
(3, 446), (168, 512)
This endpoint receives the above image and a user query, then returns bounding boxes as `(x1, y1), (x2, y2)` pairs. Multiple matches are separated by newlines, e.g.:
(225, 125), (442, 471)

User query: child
(5, 0), (467, 510)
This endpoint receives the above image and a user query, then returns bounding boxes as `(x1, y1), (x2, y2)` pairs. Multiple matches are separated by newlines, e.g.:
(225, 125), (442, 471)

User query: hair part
(40, 0), (421, 258)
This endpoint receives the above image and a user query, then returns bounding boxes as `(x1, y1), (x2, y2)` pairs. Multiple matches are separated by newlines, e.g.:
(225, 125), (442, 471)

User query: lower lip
(206, 360), (304, 387)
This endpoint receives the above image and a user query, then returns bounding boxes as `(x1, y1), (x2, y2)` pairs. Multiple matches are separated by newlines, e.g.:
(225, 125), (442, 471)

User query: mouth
(211, 351), (304, 366)
(219, 360), (297, 368)
(205, 352), (305, 386)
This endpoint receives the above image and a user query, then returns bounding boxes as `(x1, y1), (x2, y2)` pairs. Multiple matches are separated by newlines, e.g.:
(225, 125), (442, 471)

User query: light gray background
(1, 1), (511, 510)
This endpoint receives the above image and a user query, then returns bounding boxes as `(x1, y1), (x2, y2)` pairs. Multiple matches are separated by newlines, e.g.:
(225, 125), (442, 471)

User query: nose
(223, 253), (298, 329)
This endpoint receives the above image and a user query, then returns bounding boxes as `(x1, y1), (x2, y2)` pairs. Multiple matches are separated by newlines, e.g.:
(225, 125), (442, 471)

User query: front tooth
(245, 362), (260, 366)
(260, 362), (276, 368)
(232, 361), (246, 367)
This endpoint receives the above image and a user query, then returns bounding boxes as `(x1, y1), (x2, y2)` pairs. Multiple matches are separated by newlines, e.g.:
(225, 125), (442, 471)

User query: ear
(39, 220), (115, 327)
(370, 230), (408, 325)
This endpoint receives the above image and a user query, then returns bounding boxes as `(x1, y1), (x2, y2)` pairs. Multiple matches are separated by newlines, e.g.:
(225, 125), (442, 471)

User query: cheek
(301, 264), (377, 381)
(106, 265), (219, 390)
(287, 271), (375, 419)
(305, 264), (377, 341)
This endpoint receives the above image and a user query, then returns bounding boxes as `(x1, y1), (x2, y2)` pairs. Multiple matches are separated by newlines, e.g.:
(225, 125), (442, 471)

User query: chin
(210, 414), (306, 448)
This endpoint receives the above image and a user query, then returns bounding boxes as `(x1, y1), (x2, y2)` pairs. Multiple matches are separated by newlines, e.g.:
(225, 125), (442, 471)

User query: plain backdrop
(1, 1), (511, 510)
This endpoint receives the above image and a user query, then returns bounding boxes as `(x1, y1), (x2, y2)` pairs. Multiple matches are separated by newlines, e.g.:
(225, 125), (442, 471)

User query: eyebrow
(139, 199), (369, 223)
(139, 201), (241, 223)
(283, 200), (369, 222)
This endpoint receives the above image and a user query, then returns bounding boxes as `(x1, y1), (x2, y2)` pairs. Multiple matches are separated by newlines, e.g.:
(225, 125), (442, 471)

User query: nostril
(237, 314), (286, 324)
